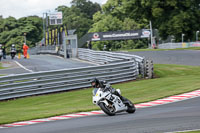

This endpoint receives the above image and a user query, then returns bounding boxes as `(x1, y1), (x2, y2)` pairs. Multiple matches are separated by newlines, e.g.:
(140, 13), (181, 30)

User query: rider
(10, 44), (16, 59)
(11, 44), (16, 51)
(2, 44), (6, 59)
(91, 78), (129, 104)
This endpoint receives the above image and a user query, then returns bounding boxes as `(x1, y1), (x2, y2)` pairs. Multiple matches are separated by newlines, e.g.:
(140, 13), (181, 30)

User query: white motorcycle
(92, 86), (136, 116)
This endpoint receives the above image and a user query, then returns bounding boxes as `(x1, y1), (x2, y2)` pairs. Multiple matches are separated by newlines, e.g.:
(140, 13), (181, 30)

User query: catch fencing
(0, 47), (153, 100)
(158, 42), (200, 49)
(30, 45), (64, 56)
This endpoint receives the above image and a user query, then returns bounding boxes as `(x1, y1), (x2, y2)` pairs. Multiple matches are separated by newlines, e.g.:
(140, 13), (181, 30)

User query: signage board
(49, 12), (62, 25)
(88, 29), (151, 41)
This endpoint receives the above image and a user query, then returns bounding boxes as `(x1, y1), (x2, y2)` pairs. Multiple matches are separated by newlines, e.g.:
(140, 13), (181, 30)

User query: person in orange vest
(23, 43), (29, 58)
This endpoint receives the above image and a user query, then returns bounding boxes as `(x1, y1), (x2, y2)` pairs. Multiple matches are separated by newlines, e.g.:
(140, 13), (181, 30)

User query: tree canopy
(91, 0), (200, 41)
(0, 16), (43, 52)
(0, 0), (200, 52)
(56, 0), (101, 38)
(89, 0), (200, 50)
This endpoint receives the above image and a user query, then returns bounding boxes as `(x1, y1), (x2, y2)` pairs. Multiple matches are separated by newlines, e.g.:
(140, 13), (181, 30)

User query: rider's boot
(113, 91), (132, 106)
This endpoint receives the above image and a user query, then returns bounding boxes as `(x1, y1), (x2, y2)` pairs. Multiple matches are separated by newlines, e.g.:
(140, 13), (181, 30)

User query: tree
(71, 0), (101, 19)
(56, 1), (101, 38)
(0, 16), (43, 53)
(56, 6), (93, 38)
(90, 0), (200, 47)
(89, 1), (150, 50)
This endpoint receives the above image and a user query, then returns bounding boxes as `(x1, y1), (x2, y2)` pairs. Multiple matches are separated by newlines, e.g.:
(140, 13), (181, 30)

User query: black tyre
(11, 53), (15, 59)
(126, 100), (136, 113)
(99, 102), (115, 116)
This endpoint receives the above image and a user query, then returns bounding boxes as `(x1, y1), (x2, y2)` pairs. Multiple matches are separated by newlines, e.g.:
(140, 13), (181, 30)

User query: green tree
(1, 17), (17, 31)
(56, 0), (101, 38)
(90, 0), (200, 49)
(0, 16), (43, 53)
(135, 0), (200, 41)
(56, 6), (93, 38)
(71, 0), (101, 19)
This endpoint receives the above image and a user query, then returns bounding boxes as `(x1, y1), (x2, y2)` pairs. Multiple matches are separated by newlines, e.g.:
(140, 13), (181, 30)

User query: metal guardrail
(31, 45), (63, 56)
(0, 47), (153, 100)
(0, 60), (138, 101)
(78, 48), (145, 76)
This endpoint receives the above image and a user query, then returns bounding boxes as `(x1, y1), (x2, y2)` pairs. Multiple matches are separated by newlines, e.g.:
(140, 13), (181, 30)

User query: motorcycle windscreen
(92, 88), (99, 96)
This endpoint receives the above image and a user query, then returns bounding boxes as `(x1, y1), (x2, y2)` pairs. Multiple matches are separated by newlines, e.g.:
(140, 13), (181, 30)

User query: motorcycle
(92, 85), (136, 116)
(10, 49), (16, 59)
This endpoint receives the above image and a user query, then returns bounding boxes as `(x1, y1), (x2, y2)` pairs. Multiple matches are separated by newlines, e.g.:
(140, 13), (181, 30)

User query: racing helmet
(12, 44), (15, 47)
(91, 78), (100, 88)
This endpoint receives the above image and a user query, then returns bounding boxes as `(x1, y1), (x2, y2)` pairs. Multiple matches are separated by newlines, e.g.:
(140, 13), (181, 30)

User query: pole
(150, 21), (153, 48)
(182, 34), (184, 44)
(24, 35), (26, 44)
(46, 13), (49, 45)
(43, 13), (46, 45)
(58, 26), (60, 45)
(196, 31), (199, 42)
(24, 32), (26, 44)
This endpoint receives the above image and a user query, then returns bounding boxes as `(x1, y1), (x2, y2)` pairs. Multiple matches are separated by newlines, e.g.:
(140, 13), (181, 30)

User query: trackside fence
(0, 48), (153, 100)
(158, 42), (200, 49)
(78, 48), (146, 77)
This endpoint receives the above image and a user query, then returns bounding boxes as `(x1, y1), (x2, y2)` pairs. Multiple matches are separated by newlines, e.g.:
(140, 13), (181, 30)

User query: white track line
(165, 129), (200, 133)
(14, 61), (34, 73)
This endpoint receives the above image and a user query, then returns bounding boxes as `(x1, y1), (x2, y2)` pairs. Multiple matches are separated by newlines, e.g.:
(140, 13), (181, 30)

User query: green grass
(118, 47), (200, 52)
(0, 63), (4, 69)
(0, 63), (5, 76)
(0, 64), (200, 124)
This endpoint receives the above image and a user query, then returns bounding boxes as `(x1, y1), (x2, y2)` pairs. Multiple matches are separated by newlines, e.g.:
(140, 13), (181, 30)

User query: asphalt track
(1, 50), (200, 133)
(126, 50), (200, 66)
(1, 96), (200, 133)
(0, 54), (95, 75)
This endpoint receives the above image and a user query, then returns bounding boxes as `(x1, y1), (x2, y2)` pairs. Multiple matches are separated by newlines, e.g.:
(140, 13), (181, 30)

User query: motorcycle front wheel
(126, 100), (136, 113)
(99, 102), (115, 116)
(11, 53), (15, 59)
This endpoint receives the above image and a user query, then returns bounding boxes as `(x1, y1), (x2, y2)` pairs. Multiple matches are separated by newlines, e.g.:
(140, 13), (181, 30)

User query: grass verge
(0, 64), (200, 124)
(0, 62), (6, 76)
(0, 63), (4, 69)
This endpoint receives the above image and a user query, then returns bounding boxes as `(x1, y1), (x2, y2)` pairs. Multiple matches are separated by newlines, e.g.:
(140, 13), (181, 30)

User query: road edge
(0, 89), (200, 129)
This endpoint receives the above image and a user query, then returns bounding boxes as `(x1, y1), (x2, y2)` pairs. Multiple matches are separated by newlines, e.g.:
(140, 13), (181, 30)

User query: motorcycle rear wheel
(99, 102), (115, 116)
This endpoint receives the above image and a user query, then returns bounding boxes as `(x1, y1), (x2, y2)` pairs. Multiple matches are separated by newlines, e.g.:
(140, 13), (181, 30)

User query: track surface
(1, 50), (200, 133)
(1, 96), (200, 133)
(0, 55), (95, 75)
(126, 50), (200, 66)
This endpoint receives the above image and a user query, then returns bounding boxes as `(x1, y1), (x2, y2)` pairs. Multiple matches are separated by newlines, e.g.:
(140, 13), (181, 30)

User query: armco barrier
(0, 60), (138, 100)
(78, 48), (146, 77)
(34, 47), (153, 79)
(0, 48), (153, 100)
